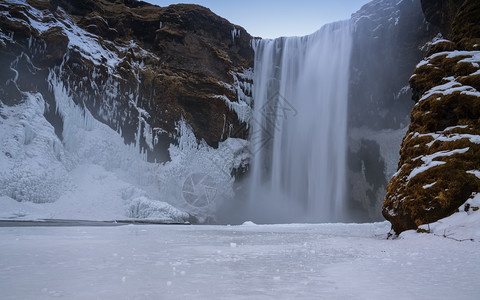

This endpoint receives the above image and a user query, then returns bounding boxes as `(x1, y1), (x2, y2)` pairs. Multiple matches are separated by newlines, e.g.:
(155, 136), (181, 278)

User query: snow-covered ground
(0, 222), (478, 300)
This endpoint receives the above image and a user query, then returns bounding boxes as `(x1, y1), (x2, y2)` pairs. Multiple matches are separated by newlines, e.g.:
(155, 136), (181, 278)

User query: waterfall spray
(247, 20), (353, 223)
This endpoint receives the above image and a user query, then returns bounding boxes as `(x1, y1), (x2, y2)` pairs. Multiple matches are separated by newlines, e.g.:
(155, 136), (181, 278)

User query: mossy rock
(426, 40), (455, 56)
(384, 4), (480, 233)
(409, 64), (446, 101)
(384, 129), (480, 232)
(452, 0), (480, 49)
(458, 73), (480, 90)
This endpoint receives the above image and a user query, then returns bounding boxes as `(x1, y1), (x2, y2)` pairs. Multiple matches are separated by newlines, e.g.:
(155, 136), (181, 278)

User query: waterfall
(247, 20), (353, 223)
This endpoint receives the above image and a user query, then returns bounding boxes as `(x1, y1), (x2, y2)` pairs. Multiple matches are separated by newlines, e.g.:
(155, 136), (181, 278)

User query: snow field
(0, 222), (478, 300)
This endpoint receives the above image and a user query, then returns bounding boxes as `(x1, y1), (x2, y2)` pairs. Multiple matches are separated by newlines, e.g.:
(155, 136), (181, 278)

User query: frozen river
(0, 222), (478, 300)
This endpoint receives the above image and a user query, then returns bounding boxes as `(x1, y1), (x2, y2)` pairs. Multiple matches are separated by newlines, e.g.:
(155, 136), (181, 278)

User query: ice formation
(0, 0), (249, 222)
(0, 63), (249, 222)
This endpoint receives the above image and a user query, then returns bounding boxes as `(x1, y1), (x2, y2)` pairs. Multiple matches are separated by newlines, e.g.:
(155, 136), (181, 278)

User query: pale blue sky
(146, 0), (371, 38)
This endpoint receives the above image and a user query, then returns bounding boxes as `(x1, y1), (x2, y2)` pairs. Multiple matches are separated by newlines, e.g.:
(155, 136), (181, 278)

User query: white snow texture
(0, 222), (479, 299)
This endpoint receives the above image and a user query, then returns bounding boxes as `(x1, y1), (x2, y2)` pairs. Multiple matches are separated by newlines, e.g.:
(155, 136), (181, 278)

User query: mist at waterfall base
(218, 21), (355, 224)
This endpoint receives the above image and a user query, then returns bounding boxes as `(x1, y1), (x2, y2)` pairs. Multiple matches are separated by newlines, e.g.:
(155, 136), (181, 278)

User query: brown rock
(39, 26), (69, 66)
(426, 40), (455, 56)
(383, 0), (480, 233)
(0, 0), (254, 162)
(452, 0), (480, 49)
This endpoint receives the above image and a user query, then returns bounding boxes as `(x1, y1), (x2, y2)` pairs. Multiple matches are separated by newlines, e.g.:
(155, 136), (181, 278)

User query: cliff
(383, 0), (480, 233)
(0, 0), (253, 221)
(0, 0), (253, 162)
(347, 0), (437, 220)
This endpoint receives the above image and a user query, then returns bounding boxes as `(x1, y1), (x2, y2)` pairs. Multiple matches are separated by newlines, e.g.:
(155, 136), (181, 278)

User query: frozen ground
(0, 222), (478, 300)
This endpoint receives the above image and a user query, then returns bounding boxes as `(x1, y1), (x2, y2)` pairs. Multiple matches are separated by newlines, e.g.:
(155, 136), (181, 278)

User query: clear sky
(146, 0), (371, 39)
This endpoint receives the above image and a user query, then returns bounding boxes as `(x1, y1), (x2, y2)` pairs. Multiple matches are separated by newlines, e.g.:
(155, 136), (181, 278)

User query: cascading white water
(247, 20), (353, 223)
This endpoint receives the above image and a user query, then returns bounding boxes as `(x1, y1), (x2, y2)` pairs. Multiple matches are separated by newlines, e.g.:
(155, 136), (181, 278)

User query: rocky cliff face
(0, 0), (253, 221)
(347, 0), (438, 220)
(0, 0), (253, 162)
(383, 0), (480, 233)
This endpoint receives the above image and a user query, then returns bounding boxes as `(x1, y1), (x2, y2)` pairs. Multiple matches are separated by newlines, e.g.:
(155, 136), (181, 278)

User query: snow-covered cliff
(0, 0), (252, 222)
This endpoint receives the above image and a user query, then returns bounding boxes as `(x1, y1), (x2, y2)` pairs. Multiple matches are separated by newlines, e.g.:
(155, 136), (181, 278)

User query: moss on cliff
(384, 0), (480, 233)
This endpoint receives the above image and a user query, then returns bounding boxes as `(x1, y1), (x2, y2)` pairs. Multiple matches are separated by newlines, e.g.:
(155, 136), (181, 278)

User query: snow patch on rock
(413, 194), (480, 242)
(407, 148), (469, 181)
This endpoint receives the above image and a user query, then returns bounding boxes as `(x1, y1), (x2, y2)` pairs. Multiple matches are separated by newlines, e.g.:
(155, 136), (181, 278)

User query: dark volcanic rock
(421, 0), (480, 49)
(383, 0), (480, 233)
(452, 0), (480, 49)
(0, 0), (253, 162)
(349, 0), (437, 131)
(420, 0), (465, 38)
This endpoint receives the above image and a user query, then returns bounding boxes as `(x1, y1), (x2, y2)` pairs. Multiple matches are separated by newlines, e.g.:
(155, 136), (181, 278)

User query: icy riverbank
(1, 222), (478, 300)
